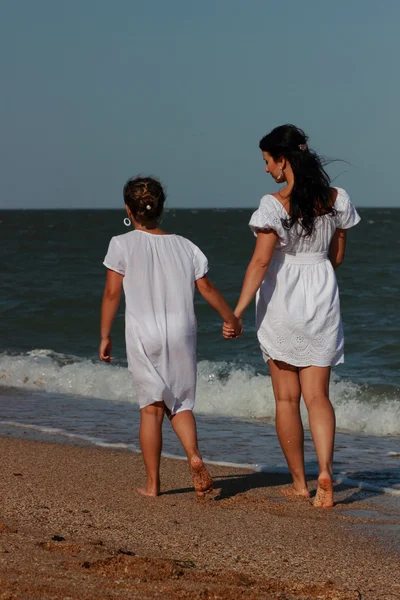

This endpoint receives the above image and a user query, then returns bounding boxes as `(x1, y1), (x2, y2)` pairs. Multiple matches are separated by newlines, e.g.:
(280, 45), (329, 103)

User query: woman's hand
(99, 336), (113, 362)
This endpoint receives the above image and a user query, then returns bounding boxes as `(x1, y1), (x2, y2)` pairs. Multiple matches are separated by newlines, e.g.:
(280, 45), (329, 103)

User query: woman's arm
(234, 230), (278, 318)
(99, 269), (124, 361)
(195, 276), (242, 336)
(329, 229), (347, 270)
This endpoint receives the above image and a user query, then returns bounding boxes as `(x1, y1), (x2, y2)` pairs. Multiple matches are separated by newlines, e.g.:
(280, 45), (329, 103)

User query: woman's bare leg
(268, 360), (309, 497)
(299, 366), (335, 508)
(138, 402), (165, 496)
(169, 409), (213, 496)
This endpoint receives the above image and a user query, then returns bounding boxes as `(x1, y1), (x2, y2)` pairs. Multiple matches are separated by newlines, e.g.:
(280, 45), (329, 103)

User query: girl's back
(104, 230), (208, 332)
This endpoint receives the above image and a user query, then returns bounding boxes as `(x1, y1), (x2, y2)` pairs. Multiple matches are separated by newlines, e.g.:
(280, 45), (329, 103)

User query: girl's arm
(234, 230), (278, 318)
(99, 269), (124, 362)
(329, 229), (346, 269)
(195, 276), (242, 336)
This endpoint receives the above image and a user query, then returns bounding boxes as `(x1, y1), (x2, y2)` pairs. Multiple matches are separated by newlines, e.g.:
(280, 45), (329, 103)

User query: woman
(224, 125), (360, 507)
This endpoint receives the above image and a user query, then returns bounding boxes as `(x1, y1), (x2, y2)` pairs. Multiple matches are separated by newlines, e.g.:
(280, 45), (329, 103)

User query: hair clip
(298, 144), (307, 151)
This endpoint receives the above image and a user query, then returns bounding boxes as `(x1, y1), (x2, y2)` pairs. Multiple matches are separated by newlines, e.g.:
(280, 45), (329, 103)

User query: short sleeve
(335, 189), (361, 230)
(103, 237), (126, 275)
(249, 196), (287, 241)
(193, 246), (209, 280)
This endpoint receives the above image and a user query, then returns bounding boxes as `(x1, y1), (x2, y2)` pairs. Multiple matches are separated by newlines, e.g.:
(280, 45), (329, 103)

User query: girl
(224, 125), (360, 508)
(100, 176), (241, 497)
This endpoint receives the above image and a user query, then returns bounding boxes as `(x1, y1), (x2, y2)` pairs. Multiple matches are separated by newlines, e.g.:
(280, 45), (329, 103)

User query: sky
(1, 0), (399, 209)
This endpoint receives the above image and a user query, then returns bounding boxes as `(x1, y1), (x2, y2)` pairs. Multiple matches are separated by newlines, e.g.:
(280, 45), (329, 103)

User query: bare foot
(313, 473), (334, 508)
(189, 455), (213, 497)
(280, 485), (310, 499)
(137, 487), (160, 497)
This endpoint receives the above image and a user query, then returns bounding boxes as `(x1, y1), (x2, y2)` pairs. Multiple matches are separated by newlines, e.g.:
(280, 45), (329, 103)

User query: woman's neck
(278, 165), (295, 199)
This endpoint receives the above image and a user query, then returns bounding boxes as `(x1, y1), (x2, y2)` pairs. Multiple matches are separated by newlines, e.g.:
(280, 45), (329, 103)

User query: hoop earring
(123, 217), (131, 227)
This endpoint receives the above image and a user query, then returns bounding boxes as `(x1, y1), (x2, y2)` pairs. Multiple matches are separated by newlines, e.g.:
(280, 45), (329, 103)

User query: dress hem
(261, 348), (344, 368)
(138, 396), (195, 416)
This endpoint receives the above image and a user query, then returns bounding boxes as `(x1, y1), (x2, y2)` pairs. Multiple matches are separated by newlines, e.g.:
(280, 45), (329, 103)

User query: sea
(0, 208), (399, 495)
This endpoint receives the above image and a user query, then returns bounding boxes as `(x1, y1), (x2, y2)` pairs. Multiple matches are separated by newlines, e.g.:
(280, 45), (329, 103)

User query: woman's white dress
(104, 230), (208, 414)
(249, 188), (361, 367)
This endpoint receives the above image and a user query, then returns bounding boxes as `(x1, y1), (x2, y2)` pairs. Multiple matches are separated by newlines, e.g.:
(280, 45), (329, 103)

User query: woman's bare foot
(313, 471), (334, 508)
(189, 455), (213, 497)
(280, 485), (310, 499)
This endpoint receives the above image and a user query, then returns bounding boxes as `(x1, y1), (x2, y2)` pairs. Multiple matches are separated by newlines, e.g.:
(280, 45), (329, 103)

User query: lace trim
(257, 316), (344, 367)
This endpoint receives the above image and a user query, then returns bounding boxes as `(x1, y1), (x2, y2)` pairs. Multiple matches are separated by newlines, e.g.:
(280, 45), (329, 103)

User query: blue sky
(1, 1), (399, 208)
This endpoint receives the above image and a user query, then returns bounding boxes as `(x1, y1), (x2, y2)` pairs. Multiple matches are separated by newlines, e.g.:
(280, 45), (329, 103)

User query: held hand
(222, 323), (235, 339)
(222, 317), (243, 339)
(99, 337), (113, 362)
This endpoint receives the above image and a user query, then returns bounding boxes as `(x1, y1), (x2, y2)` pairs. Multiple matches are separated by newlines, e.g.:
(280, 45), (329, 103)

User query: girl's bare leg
(169, 409), (213, 496)
(138, 402), (165, 496)
(299, 366), (335, 508)
(268, 360), (310, 498)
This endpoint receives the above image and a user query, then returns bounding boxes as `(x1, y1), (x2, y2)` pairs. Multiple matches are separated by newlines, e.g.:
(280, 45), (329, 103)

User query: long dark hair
(123, 176), (166, 225)
(259, 124), (335, 236)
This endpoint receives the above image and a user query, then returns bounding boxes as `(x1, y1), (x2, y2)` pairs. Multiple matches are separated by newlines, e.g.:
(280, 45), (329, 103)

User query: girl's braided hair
(123, 176), (166, 224)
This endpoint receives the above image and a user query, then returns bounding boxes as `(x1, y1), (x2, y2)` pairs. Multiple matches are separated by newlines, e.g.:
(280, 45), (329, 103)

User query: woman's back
(251, 188), (358, 255)
(249, 185), (360, 367)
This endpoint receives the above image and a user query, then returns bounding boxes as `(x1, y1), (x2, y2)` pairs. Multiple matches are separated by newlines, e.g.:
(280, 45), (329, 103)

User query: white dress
(249, 188), (361, 367)
(103, 230), (208, 414)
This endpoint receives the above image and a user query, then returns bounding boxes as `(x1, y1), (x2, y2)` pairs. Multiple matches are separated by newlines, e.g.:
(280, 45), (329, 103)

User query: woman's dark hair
(123, 176), (166, 225)
(259, 124), (335, 236)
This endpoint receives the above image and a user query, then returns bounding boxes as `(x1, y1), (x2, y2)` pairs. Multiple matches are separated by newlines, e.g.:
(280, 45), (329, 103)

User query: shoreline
(1, 437), (399, 599)
(2, 419), (400, 499)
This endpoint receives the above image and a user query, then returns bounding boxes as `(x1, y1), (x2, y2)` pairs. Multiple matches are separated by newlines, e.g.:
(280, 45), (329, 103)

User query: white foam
(0, 419), (140, 452)
(333, 475), (400, 497)
(0, 350), (399, 436)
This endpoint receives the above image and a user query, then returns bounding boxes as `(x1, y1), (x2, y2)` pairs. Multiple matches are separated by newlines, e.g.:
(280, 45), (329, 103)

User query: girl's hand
(222, 323), (234, 339)
(222, 318), (243, 339)
(99, 337), (113, 362)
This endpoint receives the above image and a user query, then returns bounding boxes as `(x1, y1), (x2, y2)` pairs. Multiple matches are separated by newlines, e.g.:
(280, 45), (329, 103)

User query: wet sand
(0, 437), (399, 599)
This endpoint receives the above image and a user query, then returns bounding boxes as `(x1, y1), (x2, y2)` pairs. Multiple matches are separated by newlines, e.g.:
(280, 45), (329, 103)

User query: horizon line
(0, 205), (396, 211)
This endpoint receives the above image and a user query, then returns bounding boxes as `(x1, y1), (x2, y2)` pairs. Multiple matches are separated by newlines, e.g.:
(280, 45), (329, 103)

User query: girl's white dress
(104, 230), (208, 414)
(249, 188), (361, 367)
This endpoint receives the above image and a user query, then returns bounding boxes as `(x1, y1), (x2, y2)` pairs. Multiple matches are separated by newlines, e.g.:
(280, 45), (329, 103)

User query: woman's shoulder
(332, 187), (350, 205)
(259, 193), (280, 208)
(249, 195), (288, 237)
(253, 194), (284, 218)
(331, 188), (361, 229)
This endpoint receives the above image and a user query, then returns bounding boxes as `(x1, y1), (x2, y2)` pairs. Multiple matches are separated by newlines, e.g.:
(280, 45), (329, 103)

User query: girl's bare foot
(137, 485), (160, 497)
(280, 485), (310, 499)
(313, 471), (334, 508)
(189, 455), (213, 497)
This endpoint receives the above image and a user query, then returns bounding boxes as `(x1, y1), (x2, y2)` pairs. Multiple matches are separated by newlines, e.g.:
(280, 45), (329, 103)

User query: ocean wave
(0, 349), (399, 436)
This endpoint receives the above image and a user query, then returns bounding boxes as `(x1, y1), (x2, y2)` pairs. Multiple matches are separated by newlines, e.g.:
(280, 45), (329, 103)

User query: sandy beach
(0, 437), (399, 599)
